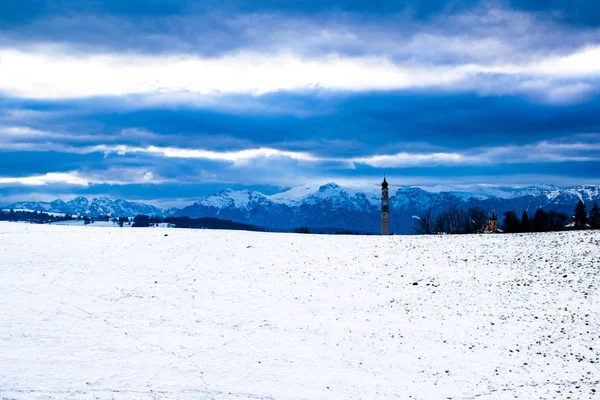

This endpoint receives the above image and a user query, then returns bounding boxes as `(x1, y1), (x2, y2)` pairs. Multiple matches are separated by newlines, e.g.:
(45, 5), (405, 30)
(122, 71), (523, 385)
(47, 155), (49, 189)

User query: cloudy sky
(1, 0), (599, 205)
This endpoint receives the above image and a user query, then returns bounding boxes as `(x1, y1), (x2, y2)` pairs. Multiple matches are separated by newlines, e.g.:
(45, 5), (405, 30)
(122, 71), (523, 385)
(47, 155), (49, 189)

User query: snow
(303, 183), (346, 205)
(270, 183), (383, 206)
(49, 220), (118, 227)
(49, 221), (175, 228)
(269, 184), (319, 205)
(508, 184), (562, 200)
(271, 183), (380, 208)
(50, 220), (103, 226)
(1, 222), (599, 399)
(417, 185), (531, 200)
(268, 182), (598, 209)
(561, 186), (600, 203)
(3, 197), (163, 218)
(198, 189), (267, 210)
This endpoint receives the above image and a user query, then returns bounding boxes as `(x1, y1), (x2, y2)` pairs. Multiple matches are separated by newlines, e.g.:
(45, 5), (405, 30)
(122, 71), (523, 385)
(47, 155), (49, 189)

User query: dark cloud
(354, 161), (600, 179)
(4, 92), (600, 155)
(507, 0), (600, 26)
(5, 0), (595, 20)
(1, 0), (598, 59)
(0, 0), (47, 28)
(0, 151), (96, 176)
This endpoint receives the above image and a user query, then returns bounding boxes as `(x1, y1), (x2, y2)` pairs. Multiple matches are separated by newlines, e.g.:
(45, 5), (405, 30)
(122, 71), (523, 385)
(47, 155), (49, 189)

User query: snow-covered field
(48, 221), (174, 228)
(1, 222), (599, 400)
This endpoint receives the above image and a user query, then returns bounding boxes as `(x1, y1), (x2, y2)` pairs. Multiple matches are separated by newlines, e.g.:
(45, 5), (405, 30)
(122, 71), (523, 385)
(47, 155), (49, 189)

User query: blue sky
(1, 0), (599, 205)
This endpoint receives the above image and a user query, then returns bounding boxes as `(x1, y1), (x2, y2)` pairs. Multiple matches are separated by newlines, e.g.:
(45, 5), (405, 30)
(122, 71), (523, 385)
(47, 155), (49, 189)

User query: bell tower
(488, 209), (498, 232)
(381, 176), (390, 235)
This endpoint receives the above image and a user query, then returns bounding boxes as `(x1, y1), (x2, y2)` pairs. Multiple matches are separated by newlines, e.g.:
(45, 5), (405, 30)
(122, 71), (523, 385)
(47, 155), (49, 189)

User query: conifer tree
(520, 210), (532, 232)
(548, 211), (568, 231)
(532, 208), (549, 232)
(589, 202), (600, 229)
(573, 200), (588, 230)
(502, 211), (521, 233)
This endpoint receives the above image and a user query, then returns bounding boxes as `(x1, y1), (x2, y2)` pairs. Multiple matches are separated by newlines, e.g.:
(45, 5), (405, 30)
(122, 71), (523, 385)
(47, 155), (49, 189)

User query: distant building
(487, 209), (499, 232)
(381, 176), (390, 235)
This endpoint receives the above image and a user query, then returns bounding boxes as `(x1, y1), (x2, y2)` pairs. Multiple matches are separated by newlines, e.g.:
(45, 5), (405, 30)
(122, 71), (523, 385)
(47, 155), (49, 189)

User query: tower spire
(381, 175), (390, 235)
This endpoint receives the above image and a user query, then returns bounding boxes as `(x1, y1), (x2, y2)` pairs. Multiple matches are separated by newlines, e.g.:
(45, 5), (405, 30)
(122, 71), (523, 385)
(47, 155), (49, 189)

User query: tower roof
(381, 176), (388, 189)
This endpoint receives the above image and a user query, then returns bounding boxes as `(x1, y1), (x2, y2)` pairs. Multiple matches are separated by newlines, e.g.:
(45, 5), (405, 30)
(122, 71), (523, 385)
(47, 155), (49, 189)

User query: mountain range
(3, 184), (599, 234)
(3, 197), (163, 218)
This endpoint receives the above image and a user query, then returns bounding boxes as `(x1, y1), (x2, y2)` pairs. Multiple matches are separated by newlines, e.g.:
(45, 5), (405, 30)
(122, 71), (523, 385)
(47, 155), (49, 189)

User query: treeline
(292, 226), (368, 235)
(127, 215), (264, 231)
(501, 209), (569, 233)
(505, 200), (600, 232)
(162, 216), (264, 231)
(0, 210), (265, 232)
(0, 209), (76, 224)
(414, 207), (488, 234)
(575, 200), (600, 229)
(414, 200), (600, 235)
(0, 210), (136, 226)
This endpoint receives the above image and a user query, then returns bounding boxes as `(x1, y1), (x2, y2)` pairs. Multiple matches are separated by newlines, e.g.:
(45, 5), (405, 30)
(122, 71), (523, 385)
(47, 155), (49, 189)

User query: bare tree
(447, 207), (464, 234)
(434, 207), (488, 234)
(435, 211), (449, 233)
(293, 226), (310, 234)
(468, 207), (487, 233)
(413, 209), (435, 234)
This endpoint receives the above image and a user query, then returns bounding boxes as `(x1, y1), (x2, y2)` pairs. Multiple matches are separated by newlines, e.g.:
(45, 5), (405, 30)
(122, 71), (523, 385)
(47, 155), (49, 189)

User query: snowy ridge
(269, 183), (383, 205)
(4, 196), (163, 217)
(268, 184), (320, 205)
(4, 183), (599, 233)
(197, 189), (270, 210)
(508, 184), (562, 200)
(176, 183), (600, 233)
(555, 185), (600, 203)
(302, 183), (357, 207)
(419, 185), (517, 200)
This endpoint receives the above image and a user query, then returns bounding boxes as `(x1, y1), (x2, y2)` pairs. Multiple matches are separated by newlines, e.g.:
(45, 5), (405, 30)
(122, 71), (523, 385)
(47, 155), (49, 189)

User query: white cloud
(102, 140), (600, 166)
(2, 44), (599, 101)
(0, 172), (91, 186)
(0, 126), (52, 138)
(0, 169), (164, 187)
(352, 152), (465, 167)
(1, 137), (598, 173)
(93, 144), (463, 167)
(0, 138), (598, 188)
(93, 144), (321, 164)
(0, 49), (467, 99)
(532, 47), (600, 77)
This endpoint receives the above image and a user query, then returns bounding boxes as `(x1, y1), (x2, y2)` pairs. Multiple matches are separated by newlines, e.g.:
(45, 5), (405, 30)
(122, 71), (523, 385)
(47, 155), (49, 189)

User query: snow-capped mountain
(174, 189), (295, 230)
(4, 183), (599, 233)
(175, 183), (600, 234)
(174, 183), (381, 232)
(4, 197), (163, 217)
